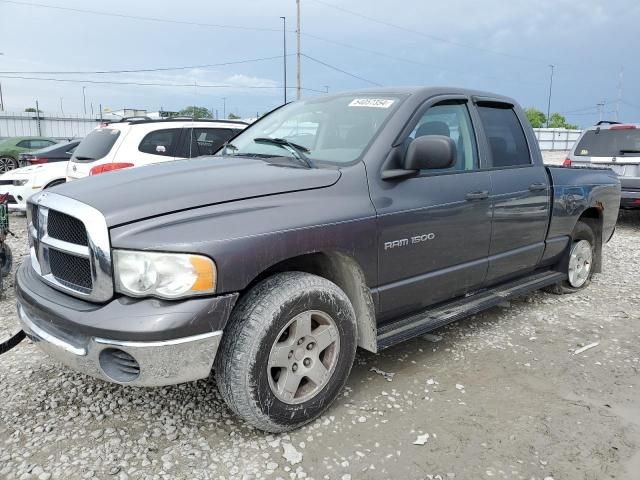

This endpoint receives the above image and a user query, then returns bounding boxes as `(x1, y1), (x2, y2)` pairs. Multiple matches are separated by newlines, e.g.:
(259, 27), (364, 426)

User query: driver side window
(408, 103), (478, 172)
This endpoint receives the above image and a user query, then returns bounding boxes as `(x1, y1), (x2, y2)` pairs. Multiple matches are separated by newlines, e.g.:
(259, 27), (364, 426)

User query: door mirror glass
(404, 135), (457, 170)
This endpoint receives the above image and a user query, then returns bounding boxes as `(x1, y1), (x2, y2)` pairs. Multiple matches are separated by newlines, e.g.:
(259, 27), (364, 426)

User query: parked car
(16, 87), (620, 433)
(19, 140), (81, 167)
(66, 117), (247, 179)
(565, 121), (640, 208)
(0, 161), (67, 211)
(0, 136), (59, 173)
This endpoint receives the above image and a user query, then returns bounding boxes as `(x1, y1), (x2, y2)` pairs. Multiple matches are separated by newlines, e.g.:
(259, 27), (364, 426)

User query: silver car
(567, 121), (640, 208)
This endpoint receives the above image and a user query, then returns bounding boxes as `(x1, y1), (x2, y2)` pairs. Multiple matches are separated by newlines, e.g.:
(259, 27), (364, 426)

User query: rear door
(474, 101), (550, 284)
(136, 128), (182, 165)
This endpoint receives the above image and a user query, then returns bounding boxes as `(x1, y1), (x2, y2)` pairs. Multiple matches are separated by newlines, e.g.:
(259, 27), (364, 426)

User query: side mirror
(404, 135), (456, 171)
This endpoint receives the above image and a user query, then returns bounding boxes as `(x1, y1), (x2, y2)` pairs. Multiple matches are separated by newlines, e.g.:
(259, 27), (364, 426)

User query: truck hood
(52, 156), (341, 226)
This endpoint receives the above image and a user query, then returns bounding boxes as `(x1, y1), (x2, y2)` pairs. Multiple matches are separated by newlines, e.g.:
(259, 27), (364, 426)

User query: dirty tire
(0, 243), (12, 278)
(545, 220), (596, 294)
(215, 272), (357, 433)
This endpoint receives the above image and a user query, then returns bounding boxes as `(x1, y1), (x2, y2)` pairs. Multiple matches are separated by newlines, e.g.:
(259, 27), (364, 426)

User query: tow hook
(0, 327), (25, 355)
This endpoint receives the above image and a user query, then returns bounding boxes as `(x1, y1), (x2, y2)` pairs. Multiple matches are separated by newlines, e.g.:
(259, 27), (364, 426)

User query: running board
(376, 270), (566, 350)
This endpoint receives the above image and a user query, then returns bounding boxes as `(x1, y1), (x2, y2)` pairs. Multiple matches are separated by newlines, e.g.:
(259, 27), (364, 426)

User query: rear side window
(138, 128), (181, 156)
(574, 129), (640, 157)
(16, 140), (32, 148)
(73, 129), (121, 161)
(478, 106), (531, 167)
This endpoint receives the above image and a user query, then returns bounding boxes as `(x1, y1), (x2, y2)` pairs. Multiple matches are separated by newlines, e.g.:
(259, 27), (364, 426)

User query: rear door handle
(465, 190), (489, 201)
(529, 182), (547, 191)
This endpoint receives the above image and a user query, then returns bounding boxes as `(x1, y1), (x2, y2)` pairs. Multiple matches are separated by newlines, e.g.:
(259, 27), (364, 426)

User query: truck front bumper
(15, 261), (238, 386)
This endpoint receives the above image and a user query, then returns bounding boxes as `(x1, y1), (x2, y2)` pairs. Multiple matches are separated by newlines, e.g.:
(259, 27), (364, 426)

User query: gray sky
(0, 0), (638, 126)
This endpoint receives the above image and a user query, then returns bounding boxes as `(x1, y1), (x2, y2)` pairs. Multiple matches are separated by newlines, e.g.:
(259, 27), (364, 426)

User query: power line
(0, 0), (283, 32)
(308, 0), (549, 64)
(0, 55), (293, 75)
(0, 74), (328, 93)
(301, 54), (382, 86)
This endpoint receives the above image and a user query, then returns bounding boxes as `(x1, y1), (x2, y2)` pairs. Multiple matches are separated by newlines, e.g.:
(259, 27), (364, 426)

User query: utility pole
(60, 97), (64, 115)
(280, 16), (287, 104)
(545, 64), (554, 128)
(222, 98), (226, 119)
(0, 82), (4, 111)
(35, 100), (41, 136)
(296, 0), (301, 100)
(82, 86), (87, 115)
(597, 101), (605, 122)
(324, 85), (329, 94)
(615, 66), (624, 122)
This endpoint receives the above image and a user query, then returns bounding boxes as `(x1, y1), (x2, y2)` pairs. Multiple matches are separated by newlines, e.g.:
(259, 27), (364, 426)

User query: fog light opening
(99, 348), (141, 383)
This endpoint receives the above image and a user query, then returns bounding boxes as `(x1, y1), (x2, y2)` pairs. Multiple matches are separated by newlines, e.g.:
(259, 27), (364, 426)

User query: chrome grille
(49, 249), (92, 292)
(28, 192), (113, 302)
(48, 210), (88, 246)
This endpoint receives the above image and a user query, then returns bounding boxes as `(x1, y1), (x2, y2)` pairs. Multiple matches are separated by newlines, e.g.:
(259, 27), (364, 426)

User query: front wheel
(215, 272), (357, 432)
(545, 220), (596, 294)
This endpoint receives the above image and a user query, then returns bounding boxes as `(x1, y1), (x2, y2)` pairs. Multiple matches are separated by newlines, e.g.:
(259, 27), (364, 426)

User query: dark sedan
(19, 140), (80, 167)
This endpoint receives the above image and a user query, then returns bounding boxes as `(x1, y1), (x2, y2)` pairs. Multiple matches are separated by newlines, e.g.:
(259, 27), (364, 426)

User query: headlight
(113, 250), (216, 299)
(13, 179), (28, 186)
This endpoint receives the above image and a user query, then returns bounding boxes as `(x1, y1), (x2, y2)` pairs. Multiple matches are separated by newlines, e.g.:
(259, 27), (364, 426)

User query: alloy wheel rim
(0, 158), (10, 173)
(267, 309), (340, 404)
(568, 239), (592, 288)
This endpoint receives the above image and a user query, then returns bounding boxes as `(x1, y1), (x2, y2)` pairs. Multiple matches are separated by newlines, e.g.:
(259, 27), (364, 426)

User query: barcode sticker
(348, 98), (395, 108)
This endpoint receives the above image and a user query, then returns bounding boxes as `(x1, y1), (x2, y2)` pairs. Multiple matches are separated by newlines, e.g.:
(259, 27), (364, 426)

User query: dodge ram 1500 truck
(15, 87), (621, 432)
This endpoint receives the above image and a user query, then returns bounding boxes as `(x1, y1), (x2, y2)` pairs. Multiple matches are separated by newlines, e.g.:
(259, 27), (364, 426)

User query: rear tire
(545, 220), (596, 294)
(0, 157), (18, 173)
(215, 272), (357, 432)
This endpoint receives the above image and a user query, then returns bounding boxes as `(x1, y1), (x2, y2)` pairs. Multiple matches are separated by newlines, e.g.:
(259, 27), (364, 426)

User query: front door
(370, 99), (492, 324)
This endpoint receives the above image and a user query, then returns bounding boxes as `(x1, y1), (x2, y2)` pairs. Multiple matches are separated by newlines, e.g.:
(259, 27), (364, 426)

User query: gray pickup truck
(15, 87), (620, 432)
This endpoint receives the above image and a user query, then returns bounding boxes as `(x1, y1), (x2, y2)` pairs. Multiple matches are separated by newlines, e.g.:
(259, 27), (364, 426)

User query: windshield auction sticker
(348, 98), (395, 108)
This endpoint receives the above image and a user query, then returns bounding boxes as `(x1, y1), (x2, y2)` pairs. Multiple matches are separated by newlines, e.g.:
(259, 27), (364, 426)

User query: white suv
(67, 117), (247, 180)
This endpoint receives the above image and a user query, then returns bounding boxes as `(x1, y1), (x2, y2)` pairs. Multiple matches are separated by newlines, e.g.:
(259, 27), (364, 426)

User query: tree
(24, 107), (42, 113)
(228, 112), (241, 120)
(547, 112), (578, 130)
(178, 106), (211, 119)
(525, 107), (546, 128)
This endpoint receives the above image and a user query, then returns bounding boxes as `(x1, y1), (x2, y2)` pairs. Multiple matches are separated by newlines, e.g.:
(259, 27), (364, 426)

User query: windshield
(72, 128), (121, 162)
(218, 94), (404, 165)
(575, 128), (640, 157)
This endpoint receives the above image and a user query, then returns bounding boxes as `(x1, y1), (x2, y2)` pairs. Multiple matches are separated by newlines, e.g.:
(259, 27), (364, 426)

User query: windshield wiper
(253, 137), (315, 168)
(619, 149), (640, 155)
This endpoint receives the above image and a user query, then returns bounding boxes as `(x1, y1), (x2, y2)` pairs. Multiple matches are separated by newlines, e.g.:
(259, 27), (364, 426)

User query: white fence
(0, 112), (584, 151)
(0, 112), (101, 140)
(533, 128), (582, 151)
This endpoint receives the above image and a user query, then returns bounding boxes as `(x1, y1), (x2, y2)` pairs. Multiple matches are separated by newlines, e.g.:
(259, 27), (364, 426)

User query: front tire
(215, 272), (357, 432)
(545, 220), (596, 294)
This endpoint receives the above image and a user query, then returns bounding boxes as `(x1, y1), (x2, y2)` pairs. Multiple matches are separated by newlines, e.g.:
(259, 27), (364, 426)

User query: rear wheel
(0, 157), (18, 173)
(215, 272), (357, 432)
(545, 220), (596, 294)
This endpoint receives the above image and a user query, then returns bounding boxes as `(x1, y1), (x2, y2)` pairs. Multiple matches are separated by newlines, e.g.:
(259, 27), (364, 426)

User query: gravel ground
(1, 211), (639, 480)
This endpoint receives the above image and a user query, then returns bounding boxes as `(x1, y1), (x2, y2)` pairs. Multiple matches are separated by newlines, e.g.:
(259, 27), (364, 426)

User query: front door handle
(465, 190), (489, 201)
(529, 182), (547, 191)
